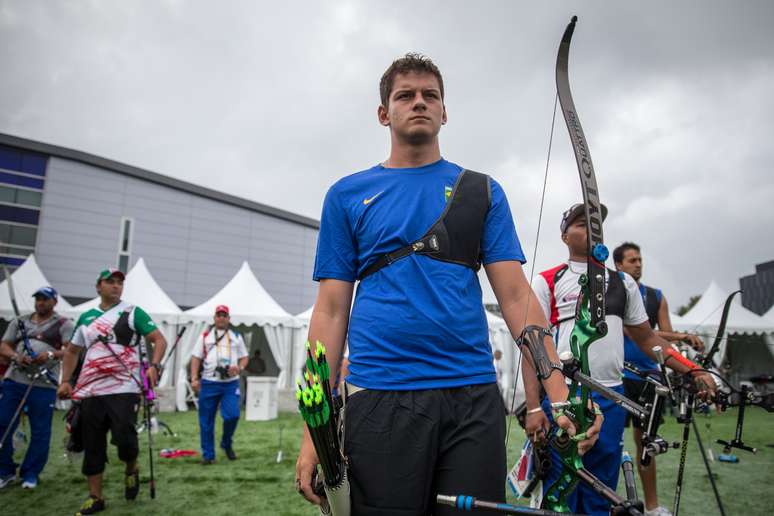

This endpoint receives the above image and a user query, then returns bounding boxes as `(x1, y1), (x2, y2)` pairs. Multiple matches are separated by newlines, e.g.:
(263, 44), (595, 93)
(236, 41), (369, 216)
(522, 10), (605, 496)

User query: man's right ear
(377, 104), (390, 126)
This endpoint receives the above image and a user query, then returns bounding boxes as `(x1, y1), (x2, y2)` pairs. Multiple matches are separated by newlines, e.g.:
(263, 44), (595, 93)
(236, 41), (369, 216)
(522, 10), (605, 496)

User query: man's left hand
(682, 333), (705, 352)
(525, 409), (550, 444)
(228, 365), (240, 377)
(691, 370), (717, 401)
(32, 353), (50, 365)
(146, 366), (159, 388)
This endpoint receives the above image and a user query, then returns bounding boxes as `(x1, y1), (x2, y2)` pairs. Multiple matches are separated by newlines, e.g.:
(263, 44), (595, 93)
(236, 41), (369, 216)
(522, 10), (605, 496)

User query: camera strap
(201, 326), (228, 361)
(214, 330), (231, 365)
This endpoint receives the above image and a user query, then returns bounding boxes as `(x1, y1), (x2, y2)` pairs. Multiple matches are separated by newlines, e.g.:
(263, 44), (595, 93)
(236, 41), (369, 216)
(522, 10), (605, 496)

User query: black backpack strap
(605, 269), (627, 319)
(642, 285), (661, 328)
(358, 169), (490, 281)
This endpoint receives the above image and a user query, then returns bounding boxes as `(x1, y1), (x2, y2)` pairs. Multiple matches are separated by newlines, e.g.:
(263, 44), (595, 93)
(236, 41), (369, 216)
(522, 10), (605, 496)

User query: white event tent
(67, 258), (183, 386)
(292, 305), (315, 383)
(175, 262), (299, 410)
(764, 304), (774, 326)
(675, 281), (774, 376)
(0, 254), (73, 320)
(675, 281), (773, 336)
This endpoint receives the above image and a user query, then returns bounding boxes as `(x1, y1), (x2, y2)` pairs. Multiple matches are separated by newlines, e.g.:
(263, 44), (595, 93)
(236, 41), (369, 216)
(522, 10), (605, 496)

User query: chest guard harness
(358, 169), (491, 281)
(519, 267), (627, 381)
(15, 314), (67, 351)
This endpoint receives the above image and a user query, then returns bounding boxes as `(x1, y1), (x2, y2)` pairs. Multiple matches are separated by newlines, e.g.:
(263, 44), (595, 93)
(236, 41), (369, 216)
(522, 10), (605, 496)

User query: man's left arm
(623, 274), (715, 396)
(134, 307), (167, 386)
(143, 329), (167, 387)
(233, 335), (249, 376)
(487, 261), (603, 454)
(54, 318), (76, 360)
(627, 322), (715, 397)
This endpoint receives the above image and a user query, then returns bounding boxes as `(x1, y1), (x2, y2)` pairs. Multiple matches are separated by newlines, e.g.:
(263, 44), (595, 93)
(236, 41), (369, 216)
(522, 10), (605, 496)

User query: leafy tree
(677, 295), (701, 316)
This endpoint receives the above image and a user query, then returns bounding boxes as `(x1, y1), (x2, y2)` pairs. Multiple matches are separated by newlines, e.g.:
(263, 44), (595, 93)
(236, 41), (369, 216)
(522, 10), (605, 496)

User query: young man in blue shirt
(294, 53), (599, 515)
(614, 242), (704, 516)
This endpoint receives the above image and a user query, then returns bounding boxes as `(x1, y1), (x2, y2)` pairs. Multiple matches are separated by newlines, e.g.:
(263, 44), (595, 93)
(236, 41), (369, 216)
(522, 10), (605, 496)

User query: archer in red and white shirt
(522, 203), (716, 516)
(531, 260), (647, 387)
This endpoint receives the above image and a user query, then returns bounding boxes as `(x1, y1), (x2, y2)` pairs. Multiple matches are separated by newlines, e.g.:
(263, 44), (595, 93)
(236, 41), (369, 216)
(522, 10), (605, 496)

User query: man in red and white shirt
(524, 204), (716, 516)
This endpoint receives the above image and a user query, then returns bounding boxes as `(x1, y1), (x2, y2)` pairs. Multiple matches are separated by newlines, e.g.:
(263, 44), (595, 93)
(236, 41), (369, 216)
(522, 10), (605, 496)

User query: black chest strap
(641, 285), (660, 328)
(113, 310), (137, 347)
(358, 169), (491, 281)
(605, 269), (627, 319)
(15, 315), (66, 350)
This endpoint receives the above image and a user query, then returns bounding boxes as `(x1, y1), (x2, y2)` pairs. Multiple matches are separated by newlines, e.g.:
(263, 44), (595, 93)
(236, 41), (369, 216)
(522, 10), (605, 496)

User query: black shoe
(224, 448), (237, 461)
(76, 496), (105, 515)
(124, 469), (139, 500)
(201, 458), (215, 465)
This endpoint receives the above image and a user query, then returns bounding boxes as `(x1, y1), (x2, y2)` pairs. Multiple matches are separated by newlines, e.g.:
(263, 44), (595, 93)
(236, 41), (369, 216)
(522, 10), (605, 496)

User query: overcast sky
(2, 1), (773, 308)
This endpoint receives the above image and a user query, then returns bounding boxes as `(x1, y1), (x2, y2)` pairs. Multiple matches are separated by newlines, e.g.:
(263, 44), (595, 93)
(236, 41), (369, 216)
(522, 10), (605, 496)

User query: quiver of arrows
(297, 340), (350, 516)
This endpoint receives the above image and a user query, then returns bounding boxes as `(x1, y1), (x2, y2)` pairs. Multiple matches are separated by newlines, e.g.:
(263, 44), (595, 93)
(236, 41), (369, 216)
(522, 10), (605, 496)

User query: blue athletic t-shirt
(313, 158), (525, 390)
(623, 283), (662, 379)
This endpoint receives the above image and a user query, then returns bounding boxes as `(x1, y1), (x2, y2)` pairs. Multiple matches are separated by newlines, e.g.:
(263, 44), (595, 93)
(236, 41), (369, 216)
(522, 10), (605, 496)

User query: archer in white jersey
(531, 261), (648, 387)
(522, 203), (716, 516)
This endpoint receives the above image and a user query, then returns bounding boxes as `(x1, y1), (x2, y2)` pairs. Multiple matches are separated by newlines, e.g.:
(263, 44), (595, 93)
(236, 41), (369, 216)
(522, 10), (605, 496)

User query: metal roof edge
(0, 132), (320, 230)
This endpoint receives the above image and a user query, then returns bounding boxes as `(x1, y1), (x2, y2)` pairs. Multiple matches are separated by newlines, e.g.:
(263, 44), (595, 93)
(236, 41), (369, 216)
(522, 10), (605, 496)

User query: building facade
(739, 260), (774, 315)
(0, 133), (319, 314)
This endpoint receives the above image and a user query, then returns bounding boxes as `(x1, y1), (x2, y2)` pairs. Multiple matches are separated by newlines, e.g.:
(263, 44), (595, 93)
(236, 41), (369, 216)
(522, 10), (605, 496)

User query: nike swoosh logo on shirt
(363, 191), (384, 205)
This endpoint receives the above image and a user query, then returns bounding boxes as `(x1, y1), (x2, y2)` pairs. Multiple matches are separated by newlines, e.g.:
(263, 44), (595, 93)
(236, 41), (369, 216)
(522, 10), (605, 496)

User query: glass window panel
(15, 189), (42, 207)
(0, 186), (14, 203)
(0, 223), (11, 242)
(0, 147), (21, 172)
(118, 254), (129, 273)
(8, 225), (37, 247)
(121, 219), (131, 252)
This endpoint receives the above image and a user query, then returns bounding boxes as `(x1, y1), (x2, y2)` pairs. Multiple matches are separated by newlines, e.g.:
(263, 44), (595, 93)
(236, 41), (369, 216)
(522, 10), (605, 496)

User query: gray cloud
(2, 0), (772, 306)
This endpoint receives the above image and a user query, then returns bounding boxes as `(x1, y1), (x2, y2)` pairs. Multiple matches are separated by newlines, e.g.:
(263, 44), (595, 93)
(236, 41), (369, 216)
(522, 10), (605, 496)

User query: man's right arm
(296, 278), (354, 505)
(190, 335), (205, 391)
(57, 343), (81, 398)
(58, 314), (86, 398)
(0, 340), (19, 363)
(0, 320), (26, 365)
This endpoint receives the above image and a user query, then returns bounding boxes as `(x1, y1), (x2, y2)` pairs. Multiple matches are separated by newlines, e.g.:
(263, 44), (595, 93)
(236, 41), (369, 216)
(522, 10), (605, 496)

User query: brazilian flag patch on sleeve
(444, 185), (453, 202)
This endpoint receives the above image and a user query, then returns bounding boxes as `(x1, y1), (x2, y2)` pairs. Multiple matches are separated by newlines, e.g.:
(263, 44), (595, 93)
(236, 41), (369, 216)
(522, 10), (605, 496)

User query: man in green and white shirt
(58, 268), (167, 515)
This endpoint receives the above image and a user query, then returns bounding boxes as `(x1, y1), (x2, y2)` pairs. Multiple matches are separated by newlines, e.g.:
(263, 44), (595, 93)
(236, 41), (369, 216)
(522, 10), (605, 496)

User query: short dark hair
(613, 242), (641, 264)
(380, 53), (444, 107)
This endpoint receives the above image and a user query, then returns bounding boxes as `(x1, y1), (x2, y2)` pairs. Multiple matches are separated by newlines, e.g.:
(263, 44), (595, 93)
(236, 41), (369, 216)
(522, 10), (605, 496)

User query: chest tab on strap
(358, 169), (491, 281)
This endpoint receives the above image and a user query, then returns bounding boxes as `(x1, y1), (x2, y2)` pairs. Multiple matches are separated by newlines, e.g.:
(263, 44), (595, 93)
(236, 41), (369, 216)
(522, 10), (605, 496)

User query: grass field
(0, 407), (772, 515)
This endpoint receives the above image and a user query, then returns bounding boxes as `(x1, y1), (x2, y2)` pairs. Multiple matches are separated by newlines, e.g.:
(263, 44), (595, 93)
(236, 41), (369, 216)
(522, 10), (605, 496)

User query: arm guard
(663, 347), (699, 370)
(516, 325), (564, 380)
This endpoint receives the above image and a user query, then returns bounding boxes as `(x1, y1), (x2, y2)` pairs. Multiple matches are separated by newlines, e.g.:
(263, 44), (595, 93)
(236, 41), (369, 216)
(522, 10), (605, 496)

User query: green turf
(1, 407), (771, 515)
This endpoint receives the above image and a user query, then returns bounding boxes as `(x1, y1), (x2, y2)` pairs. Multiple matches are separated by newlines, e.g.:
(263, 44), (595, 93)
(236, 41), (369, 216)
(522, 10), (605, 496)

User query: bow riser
(544, 15), (611, 512)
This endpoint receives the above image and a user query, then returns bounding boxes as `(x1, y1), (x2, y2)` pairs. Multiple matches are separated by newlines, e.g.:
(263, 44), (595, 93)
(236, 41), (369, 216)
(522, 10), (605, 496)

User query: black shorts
(344, 383), (506, 516)
(622, 378), (664, 430)
(80, 393), (141, 476)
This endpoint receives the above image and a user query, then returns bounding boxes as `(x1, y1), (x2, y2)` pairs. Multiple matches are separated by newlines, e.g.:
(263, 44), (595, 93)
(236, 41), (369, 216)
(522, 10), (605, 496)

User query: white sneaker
(645, 507), (673, 516)
(0, 475), (16, 489)
(21, 479), (37, 489)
